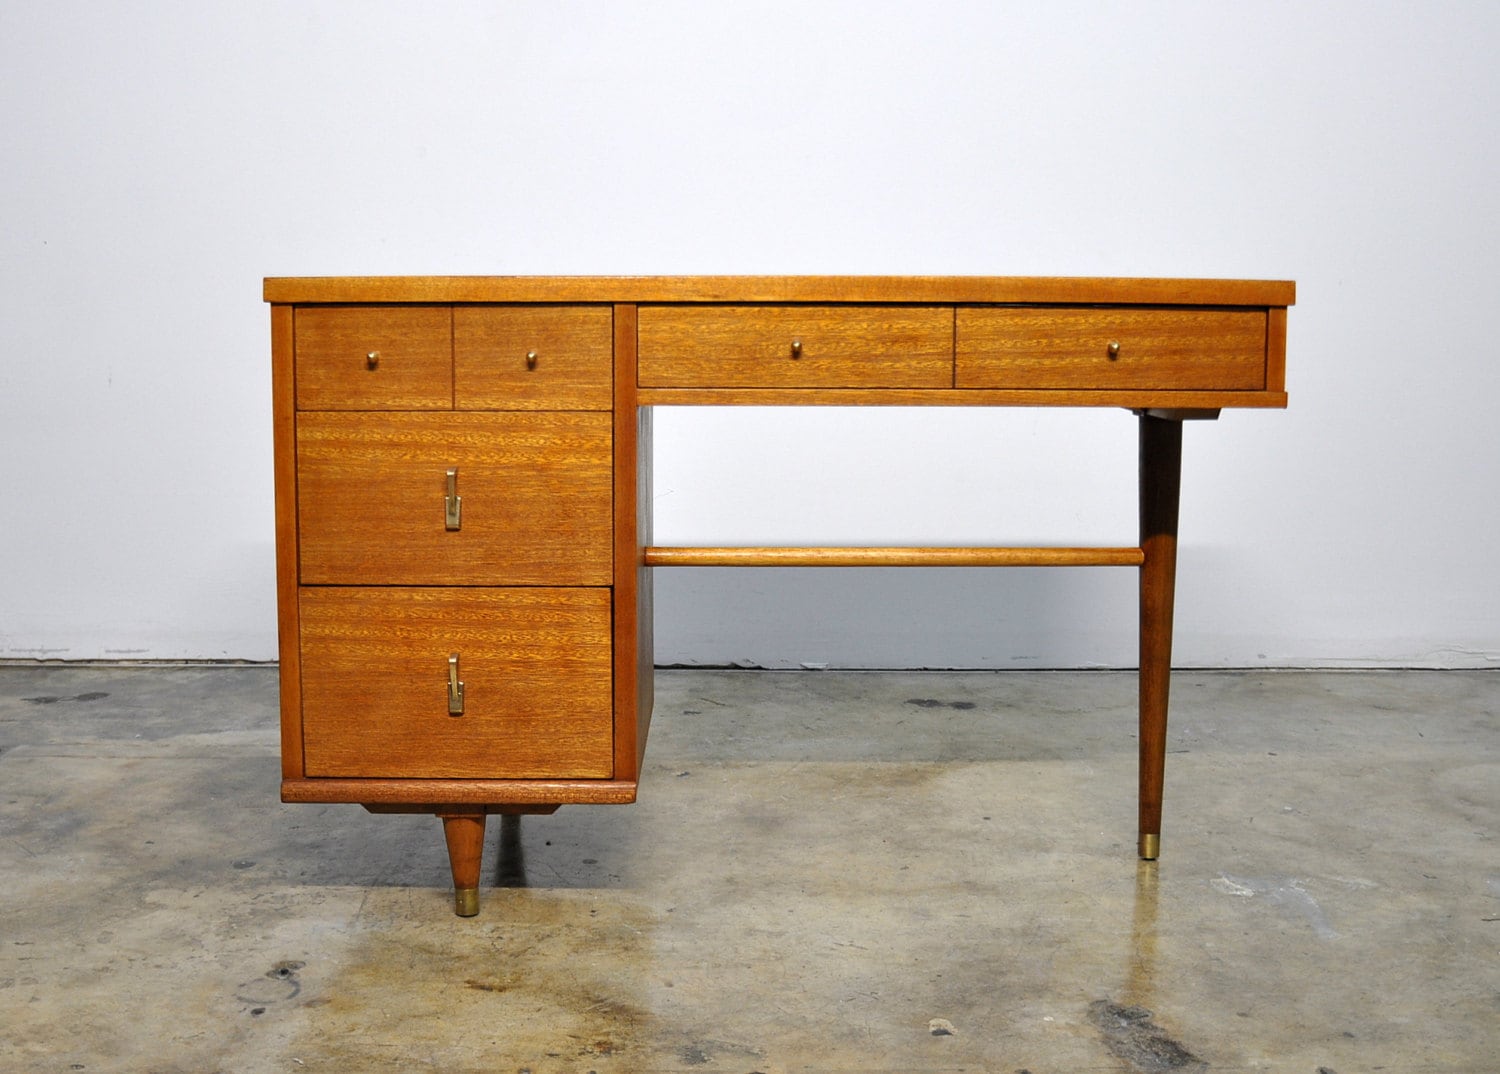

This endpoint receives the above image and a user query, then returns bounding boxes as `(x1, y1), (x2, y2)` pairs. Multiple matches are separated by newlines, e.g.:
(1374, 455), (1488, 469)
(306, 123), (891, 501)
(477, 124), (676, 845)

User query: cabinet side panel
(270, 304), (304, 779)
(611, 304), (651, 783)
(636, 407), (654, 773)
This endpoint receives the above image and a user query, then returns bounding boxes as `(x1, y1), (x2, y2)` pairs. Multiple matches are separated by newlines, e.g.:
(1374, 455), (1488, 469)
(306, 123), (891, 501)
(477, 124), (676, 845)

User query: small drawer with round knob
(637, 305), (953, 389)
(955, 307), (1268, 392)
(294, 305), (453, 410)
(455, 305), (613, 410)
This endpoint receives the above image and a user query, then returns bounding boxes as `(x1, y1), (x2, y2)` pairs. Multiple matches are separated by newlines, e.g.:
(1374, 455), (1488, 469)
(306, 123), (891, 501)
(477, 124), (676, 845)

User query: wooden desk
(265, 276), (1293, 916)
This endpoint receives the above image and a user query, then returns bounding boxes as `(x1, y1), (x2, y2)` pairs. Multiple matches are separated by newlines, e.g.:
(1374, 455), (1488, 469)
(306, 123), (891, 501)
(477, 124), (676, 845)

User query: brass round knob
(366, 351), (380, 370)
(1106, 341), (1121, 360)
(525, 350), (539, 371)
(790, 339), (803, 359)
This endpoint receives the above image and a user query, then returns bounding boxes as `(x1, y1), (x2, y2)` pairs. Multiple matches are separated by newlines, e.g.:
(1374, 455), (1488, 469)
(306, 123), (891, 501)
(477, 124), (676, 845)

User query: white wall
(2, 2), (1496, 667)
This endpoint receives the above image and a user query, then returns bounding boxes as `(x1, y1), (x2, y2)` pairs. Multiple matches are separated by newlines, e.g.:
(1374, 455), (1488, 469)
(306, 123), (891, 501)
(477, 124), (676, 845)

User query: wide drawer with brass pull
(454, 305), (613, 410)
(296, 411), (612, 586)
(295, 305), (453, 410)
(298, 586), (614, 779)
(955, 307), (1268, 391)
(637, 305), (954, 389)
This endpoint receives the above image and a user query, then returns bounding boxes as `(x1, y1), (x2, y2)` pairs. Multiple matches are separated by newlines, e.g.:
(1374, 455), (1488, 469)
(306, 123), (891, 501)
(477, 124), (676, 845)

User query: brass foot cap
(454, 888), (480, 917)
(1138, 833), (1161, 860)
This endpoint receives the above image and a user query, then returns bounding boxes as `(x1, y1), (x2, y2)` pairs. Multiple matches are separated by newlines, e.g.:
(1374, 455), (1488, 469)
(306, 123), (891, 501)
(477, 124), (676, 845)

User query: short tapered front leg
(1138, 414), (1182, 860)
(438, 809), (487, 916)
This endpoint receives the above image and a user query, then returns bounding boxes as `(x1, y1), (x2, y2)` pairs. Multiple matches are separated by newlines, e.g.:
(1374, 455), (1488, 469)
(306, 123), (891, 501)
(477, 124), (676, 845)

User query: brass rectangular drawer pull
(445, 468), (462, 531)
(447, 653), (465, 716)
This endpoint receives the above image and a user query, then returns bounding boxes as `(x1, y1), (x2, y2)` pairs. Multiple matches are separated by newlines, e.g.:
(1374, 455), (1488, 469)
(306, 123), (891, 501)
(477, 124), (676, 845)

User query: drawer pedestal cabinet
(266, 275), (1293, 917)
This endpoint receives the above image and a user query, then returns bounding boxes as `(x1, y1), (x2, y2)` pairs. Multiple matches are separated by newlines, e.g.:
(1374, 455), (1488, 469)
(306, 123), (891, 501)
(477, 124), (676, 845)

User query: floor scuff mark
(1212, 874), (1340, 939)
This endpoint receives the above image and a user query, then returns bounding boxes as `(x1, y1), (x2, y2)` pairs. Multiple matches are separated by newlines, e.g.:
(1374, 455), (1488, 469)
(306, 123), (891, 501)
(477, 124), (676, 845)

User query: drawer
(296, 411), (612, 585)
(455, 305), (612, 410)
(299, 586), (613, 779)
(638, 305), (953, 389)
(955, 308), (1267, 391)
(295, 306), (452, 409)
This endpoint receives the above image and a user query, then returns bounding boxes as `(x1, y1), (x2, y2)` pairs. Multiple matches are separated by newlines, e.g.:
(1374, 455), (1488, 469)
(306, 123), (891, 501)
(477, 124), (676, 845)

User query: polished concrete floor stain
(1, 667), (1497, 1071)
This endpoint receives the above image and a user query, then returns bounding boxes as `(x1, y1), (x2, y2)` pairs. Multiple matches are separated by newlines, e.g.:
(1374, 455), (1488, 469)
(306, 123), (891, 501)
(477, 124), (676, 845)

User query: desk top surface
(264, 275), (1295, 307)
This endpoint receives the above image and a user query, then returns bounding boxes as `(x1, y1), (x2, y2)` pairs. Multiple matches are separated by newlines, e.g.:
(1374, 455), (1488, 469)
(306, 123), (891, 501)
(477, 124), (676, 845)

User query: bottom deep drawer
(298, 586), (613, 779)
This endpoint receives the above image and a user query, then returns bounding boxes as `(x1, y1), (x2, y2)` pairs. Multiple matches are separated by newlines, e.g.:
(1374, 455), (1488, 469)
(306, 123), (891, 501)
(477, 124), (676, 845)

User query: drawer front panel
(297, 412), (612, 585)
(956, 308), (1267, 391)
(455, 305), (612, 410)
(296, 306), (452, 410)
(299, 586), (613, 779)
(638, 305), (953, 389)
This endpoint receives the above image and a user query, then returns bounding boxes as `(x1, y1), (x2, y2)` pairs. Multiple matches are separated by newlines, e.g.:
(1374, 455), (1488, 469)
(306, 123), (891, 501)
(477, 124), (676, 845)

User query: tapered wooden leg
(1138, 414), (1182, 860)
(438, 809), (486, 917)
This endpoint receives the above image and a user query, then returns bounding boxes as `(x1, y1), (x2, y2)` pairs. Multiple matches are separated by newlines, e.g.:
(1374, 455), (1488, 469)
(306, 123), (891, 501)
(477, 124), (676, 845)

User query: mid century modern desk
(265, 275), (1293, 916)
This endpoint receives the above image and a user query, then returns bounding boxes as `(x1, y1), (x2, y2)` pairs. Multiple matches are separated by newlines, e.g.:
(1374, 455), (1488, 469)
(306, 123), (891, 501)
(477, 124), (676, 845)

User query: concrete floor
(1, 667), (1496, 1073)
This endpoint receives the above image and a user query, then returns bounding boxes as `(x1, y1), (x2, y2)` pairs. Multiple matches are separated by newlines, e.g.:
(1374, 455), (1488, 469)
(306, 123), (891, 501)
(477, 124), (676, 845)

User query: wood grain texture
(270, 304), (305, 779)
(296, 411), (612, 585)
(282, 778), (638, 805)
(634, 409), (655, 774)
(294, 305), (452, 410)
(454, 305), (613, 410)
(610, 304), (654, 781)
(1266, 307), (1288, 394)
(266, 276), (1294, 875)
(637, 387), (1288, 408)
(638, 305), (953, 389)
(1138, 414), (1182, 855)
(957, 308), (1267, 391)
(439, 810), (486, 894)
(644, 546), (1145, 568)
(298, 587), (613, 779)
(266, 275), (1296, 307)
